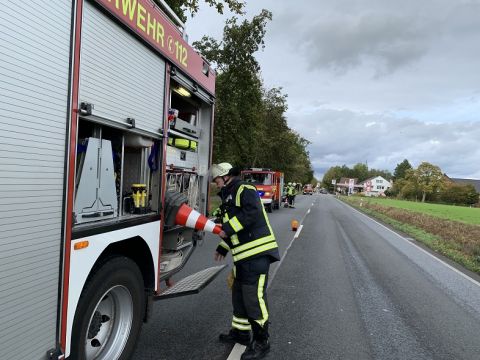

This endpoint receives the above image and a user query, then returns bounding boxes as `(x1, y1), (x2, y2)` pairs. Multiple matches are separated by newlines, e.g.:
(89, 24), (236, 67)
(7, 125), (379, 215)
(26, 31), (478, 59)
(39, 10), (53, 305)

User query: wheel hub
(88, 311), (102, 339)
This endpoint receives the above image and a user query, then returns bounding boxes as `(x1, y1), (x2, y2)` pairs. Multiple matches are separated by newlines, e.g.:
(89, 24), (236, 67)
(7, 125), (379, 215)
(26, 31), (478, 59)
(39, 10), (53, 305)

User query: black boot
(219, 328), (250, 346)
(240, 323), (270, 360)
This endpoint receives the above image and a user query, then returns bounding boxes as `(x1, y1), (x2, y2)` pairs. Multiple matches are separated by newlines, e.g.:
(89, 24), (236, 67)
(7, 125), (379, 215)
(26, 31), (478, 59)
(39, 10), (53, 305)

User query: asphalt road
(133, 194), (480, 360)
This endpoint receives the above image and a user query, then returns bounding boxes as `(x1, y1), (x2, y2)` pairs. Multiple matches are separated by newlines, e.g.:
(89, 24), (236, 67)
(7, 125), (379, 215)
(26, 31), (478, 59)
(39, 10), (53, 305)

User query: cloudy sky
(185, 0), (480, 179)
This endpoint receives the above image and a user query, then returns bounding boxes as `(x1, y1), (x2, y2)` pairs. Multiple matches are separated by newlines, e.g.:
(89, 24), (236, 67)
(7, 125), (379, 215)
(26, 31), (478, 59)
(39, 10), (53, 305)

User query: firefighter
(211, 162), (280, 360)
(286, 182), (295, 208)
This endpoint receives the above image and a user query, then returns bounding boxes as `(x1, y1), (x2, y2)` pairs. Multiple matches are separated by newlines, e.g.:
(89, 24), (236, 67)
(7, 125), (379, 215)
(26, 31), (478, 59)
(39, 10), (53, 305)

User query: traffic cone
(175, 203), (222, 235)
(291, 219), (299, 231)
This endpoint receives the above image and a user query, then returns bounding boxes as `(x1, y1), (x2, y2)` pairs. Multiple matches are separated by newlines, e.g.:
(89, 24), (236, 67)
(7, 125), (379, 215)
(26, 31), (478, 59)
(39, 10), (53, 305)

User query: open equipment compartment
(74, 119), (162, 228)
(160, 76), (214, 278)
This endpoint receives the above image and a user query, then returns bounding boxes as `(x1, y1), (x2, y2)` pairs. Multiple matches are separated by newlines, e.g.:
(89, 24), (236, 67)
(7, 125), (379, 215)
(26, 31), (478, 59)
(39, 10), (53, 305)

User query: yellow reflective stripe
(233, 242), (278, 262)
(261, 204), (275, 239)
(235, 186), (245, 206)
(223, 213), (239, 245)
(231, 235), (275, 255)
(235, 184), (257, 206)
(233, 316), (250, 325)
(219, 241), (230, 250)
(233, 265), (236, 278)
(231, 234), (240, 246)
(229, 216), (244, 232)
(232, 322), (251, 331)
(256, 274), (268, 326)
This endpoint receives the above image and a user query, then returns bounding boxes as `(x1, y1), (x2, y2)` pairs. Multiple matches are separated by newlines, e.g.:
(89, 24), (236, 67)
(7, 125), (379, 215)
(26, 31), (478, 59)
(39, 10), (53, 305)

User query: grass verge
(341, 196), (480, 275)
(352, 197), (480, 225)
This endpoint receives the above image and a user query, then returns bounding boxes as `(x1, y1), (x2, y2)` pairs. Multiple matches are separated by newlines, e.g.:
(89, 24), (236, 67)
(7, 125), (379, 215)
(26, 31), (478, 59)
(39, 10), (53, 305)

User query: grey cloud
(290, 108), (480, 179)
(301, 12), (430, 75)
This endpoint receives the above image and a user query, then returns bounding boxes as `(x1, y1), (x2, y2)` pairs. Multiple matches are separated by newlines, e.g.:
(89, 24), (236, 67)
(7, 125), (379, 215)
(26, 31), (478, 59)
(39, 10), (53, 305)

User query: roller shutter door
(0, 1), (72, 359)
(80, 2), (166, 136)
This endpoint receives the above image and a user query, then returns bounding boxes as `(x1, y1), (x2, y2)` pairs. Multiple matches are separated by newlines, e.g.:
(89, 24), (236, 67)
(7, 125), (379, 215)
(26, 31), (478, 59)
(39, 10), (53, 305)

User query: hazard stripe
(203, 220), (216, 233)
(186, 211), (201, 228)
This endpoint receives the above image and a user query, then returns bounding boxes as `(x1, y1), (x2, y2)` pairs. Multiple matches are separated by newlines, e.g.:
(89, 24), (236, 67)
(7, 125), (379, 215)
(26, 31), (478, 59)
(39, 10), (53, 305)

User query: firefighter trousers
(230, 256), (270, 333)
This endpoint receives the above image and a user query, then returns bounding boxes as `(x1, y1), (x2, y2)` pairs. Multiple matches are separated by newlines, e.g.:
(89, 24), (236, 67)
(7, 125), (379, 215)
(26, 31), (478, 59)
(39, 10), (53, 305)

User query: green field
(356, 197), (480, 225)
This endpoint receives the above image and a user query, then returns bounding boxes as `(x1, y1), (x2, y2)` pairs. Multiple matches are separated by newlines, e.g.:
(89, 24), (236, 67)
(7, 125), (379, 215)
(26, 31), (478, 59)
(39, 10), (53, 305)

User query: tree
(398, 169), (420, 200)
(368, 168), (393, 181)
(352, 163), (368, 182)
(162, 0), (245, 22)
(394, 159), (413, 180)
(193, 11), (314, 181)
(414, 162), (445, 202)
(194, 10), (272, 165)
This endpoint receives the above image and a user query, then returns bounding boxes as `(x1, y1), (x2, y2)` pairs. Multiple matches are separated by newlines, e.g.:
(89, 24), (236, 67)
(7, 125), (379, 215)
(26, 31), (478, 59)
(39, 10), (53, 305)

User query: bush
(440, 184), (479, 205)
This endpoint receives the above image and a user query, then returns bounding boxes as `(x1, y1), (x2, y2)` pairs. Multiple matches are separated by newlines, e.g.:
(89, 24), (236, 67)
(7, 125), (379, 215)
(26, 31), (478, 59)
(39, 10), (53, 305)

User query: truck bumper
(261, 198), (273, 205)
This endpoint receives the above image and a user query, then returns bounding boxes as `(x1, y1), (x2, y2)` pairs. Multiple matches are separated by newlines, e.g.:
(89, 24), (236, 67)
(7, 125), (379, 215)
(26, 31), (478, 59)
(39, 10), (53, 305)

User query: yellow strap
(233, 242), (278, 262)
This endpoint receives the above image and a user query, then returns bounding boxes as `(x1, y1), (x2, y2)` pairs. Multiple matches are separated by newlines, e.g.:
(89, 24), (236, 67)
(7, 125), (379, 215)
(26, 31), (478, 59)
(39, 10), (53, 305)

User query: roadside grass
(353, 197), (480, 225)
(342, 196), (480, 274)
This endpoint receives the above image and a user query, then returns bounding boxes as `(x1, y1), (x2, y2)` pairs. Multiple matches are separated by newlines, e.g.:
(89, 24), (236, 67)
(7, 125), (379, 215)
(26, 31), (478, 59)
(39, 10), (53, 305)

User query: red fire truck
(241, 168), (285, 213)
(0, 1), (224, 359)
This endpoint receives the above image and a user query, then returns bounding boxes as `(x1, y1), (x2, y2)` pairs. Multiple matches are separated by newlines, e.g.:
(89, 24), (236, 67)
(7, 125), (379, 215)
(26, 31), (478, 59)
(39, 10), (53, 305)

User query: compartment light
(173, 86), (191, 98)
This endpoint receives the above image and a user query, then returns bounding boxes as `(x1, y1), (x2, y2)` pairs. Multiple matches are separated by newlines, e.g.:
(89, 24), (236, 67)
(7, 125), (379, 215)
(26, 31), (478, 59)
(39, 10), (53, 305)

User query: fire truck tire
(267, 203), (273, 213)
(70, 256), (145, 360)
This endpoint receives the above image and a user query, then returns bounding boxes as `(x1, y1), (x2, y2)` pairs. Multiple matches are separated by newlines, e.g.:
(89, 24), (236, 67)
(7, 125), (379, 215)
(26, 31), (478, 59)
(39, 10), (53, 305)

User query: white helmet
(211, 162), (233, 180)
(288, 182), (292, 186)
(292, 182), (297, 186)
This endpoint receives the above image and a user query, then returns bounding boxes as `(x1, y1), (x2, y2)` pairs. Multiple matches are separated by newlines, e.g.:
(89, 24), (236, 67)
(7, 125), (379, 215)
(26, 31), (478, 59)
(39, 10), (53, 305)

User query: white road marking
(294, 225), (304, 239)
(306, 209), (311, 215)
(226, 343), (246, 360)
(339, 199), (480, 289)
(268, 207), (310, 286)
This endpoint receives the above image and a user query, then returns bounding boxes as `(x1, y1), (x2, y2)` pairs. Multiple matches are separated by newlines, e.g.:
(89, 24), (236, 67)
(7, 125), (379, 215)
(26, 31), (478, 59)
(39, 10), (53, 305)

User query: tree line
(388, 160), (479, 205)
(322, 159), (479, 206)
(322, 163), (392, 189)
(164, 1), (314, 184)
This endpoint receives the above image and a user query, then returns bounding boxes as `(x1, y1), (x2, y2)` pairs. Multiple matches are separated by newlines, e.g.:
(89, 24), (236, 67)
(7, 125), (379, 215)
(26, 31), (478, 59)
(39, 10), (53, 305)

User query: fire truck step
(154, 265), (227, 300)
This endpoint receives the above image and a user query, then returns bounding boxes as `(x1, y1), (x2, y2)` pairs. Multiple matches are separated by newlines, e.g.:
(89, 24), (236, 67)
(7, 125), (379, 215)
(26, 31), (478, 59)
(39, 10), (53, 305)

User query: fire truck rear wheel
(71, 256), (145, 360)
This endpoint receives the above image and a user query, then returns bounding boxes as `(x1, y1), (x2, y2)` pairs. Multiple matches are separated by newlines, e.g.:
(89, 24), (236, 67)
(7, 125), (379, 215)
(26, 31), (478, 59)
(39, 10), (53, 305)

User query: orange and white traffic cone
(175, 203), (222, 235)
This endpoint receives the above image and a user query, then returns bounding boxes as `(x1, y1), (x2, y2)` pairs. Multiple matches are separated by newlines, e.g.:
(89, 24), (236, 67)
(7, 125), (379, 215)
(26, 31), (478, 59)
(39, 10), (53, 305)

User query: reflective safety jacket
(287, 185), (295, 196)
(216, 177), (280, 264)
